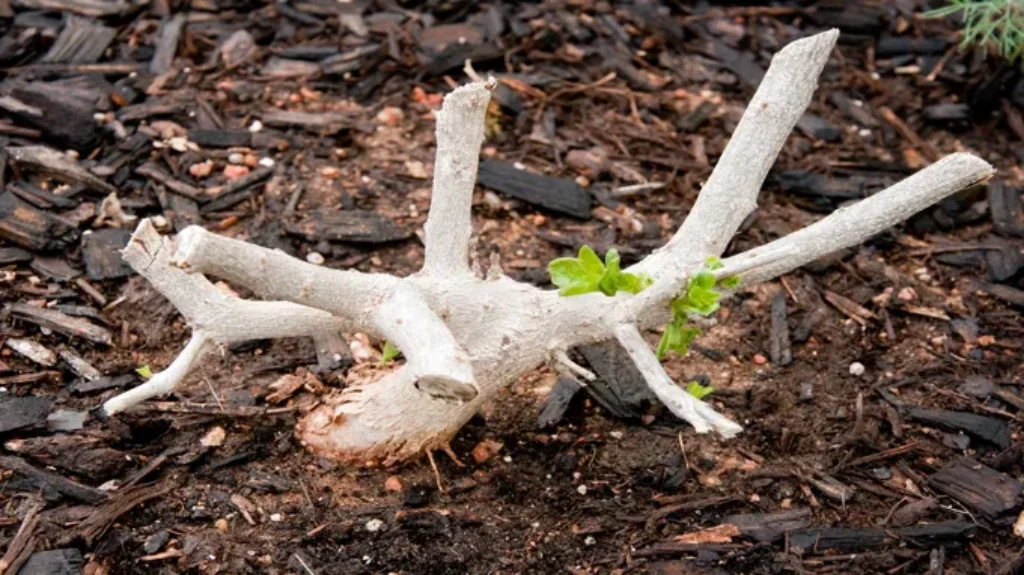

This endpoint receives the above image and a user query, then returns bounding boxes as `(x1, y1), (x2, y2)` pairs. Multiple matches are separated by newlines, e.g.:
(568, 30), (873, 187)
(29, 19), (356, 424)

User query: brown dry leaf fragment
(471, 439), (503, 464)
(266, 373), (305, 404)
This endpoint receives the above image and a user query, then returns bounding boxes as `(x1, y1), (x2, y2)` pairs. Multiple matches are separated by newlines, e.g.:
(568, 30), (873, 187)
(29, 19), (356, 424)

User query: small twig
(611, 182), (666, 198)
(426, 449), (446, 494)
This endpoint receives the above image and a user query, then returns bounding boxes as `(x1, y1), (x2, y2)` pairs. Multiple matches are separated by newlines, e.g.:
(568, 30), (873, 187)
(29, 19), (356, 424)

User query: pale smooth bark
(105, 31), (996, 464)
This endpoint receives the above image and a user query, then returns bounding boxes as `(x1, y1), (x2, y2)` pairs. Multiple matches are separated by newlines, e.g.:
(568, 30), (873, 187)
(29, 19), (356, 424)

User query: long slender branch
(620, 153), (994, 322)
(718, 153), (995, 286)
(614, 324), (742, 438)
(103, 331), (211, 415)
(630, 29), (839, 283)
(173, 224), (396, 332)
(421, 80), (494, 276)
(124, 219), (348, 341)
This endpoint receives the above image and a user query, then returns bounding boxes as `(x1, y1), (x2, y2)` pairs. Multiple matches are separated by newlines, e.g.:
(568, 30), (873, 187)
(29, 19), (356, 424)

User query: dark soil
(2, 1), (1024, 574)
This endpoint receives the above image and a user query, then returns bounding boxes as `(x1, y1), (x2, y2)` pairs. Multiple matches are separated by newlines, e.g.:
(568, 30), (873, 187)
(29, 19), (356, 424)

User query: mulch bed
(1, 0), (1024, 573)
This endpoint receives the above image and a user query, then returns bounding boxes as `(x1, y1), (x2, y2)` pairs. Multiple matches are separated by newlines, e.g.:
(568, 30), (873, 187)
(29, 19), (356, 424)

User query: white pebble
(258, 157), (275, 168)
(168, 136), (189, 153)
(248, 120), (263, 133)
(577, 484), (588, 495)
(305, 251), (325, 265)
(609, 431), (624, 439)
(849, 362), (865, 376)
(365, 519), (384, 532)
(270, 513), (283, 522)
(228, 152), (245, 165)
(584, 536), (596, 546)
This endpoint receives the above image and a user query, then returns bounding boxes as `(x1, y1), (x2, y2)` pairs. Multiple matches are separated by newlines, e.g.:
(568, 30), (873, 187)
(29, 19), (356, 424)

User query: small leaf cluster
(926, 0), (1024, 63)
(686, 380), (716, 400)
(656, 257), (739, 360)
(136, 365), (153, 380)
(548, 246), (653, 297)
(548, 247), (737, 401)
(380, 341), (400, 365)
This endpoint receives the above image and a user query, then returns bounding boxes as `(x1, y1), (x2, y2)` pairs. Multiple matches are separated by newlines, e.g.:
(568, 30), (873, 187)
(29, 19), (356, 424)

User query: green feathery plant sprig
(926, 0), (1024, 63)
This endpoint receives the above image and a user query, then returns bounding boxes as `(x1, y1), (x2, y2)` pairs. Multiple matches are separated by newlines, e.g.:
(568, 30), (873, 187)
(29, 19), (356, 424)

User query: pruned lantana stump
(103, 30), (994, 464)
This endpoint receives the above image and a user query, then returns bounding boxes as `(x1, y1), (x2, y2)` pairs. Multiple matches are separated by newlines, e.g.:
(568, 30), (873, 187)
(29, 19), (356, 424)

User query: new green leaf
(685, 381), (715, 400)
(381, 341), (400, 364)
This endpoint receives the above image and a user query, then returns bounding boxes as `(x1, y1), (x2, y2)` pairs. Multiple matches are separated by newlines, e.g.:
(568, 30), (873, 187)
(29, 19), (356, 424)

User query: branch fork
(105, 30), (994, 463)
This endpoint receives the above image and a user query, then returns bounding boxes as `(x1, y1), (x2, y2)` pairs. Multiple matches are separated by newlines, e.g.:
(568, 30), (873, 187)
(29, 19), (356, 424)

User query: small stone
(200, 426), (226, 447)
(404, 160), (428, 179)
(384, 476), (403, 492)
(248, 120), (263, 133)
(189, 160), (215, 178)
(320, 166), (341, 179)
(577, 484), (588, 495)
(482, 191), (502, 210)
(168, 136), (190, 152)
(897, 287), (917, 302)
(223, 165), (249, 180)
(849, 362), (865, 376)
(258, 157), (275, 168)
(375, 106), (404, 126)
(270, 513), (283, 522)
(609, 430), (624, 439)
(215, 518), (229, 531)
(584, 536), (596, 546)
(305, 251), (325, 265)
(869, 467), (893, 480)
(958, 375), (995, 399)
(753, 353), (768, 365)
(365, 518), (384, 532)
(143, 530), (169, 554)
(797, 383), (814, 403)
(228, 152), (245, 165)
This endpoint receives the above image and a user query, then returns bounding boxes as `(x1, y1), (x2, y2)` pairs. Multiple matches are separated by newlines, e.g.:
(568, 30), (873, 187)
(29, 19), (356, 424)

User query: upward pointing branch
(631, 29), (839, 282)
(422, 80), (494, 276)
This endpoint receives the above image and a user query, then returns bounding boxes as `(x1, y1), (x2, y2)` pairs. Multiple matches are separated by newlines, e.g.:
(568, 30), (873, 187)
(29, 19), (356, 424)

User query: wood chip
(6, 303), (112, 345)
(477, 160), (593, 219)
(928, 457), (1022, 518)
(284, 210), (412, 244)
(0, 192), (81, 251)
(4, 338), (56, 366)
(823, 290), (876, 325)
(0, 396), (52, 433)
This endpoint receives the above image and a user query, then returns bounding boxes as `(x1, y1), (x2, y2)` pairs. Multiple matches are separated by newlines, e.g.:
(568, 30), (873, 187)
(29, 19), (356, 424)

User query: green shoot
(548, 246), (652, 297)
(656, 256), (739, 360)
(381, 341), (400, 365)
(925, 0), (1024, 63)
(548, 249), (734, 401)
(136, 365), (153, 380)
(685, 381), (716, 400)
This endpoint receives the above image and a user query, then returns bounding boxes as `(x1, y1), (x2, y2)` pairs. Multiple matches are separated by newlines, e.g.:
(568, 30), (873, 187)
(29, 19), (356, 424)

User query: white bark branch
(108, 30), (998, 464)
(614, 324), (742, 438)
(103, 331), (211, 415)
(122, 219), (348, 341)
(372, 283), (478, 401)
(172, 225), (394, 331)
(174, 225), (477, 398)
(630, 29), (838, 284)
(717, 153), (994, 286)
(421, 80), (494, 276)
